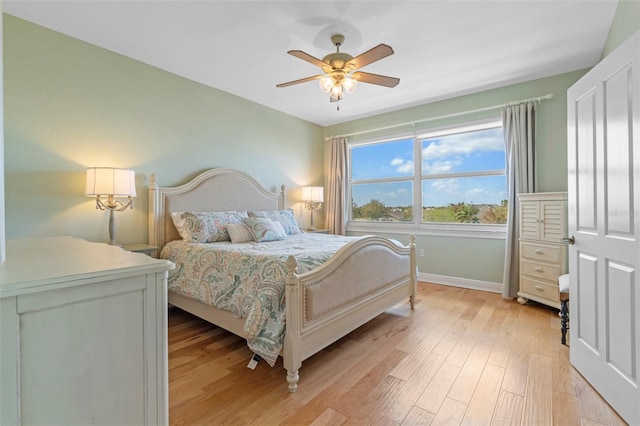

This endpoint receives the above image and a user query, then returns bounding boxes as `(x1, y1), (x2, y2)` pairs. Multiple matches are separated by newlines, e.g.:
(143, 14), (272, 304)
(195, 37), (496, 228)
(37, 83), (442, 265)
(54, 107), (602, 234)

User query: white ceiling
(4, 1), (618, 127)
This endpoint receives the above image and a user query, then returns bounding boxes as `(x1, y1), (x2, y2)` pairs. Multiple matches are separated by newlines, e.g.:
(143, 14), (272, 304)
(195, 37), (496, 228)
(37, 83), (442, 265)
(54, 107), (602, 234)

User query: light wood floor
(168, 282), (627, 425)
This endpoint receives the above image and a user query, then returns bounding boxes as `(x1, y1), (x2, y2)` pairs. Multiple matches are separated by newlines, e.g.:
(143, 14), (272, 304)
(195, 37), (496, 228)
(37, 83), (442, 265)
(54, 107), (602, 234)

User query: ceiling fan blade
(348, 44), (394, 70)
(353, 71), (400, 88)
(276, 75), (323, 88)
(287, 50), (328, 68)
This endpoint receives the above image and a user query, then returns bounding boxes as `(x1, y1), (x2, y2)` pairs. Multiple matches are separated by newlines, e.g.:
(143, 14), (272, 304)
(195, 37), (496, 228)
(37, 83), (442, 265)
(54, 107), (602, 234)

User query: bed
(149, 168), (417, 392)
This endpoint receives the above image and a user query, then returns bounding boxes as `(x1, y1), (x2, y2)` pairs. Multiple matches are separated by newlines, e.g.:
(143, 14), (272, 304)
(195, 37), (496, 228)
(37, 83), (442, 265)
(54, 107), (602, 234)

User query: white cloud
(423, 158), (462, 174)
(431, 178), (458, 193)
(375, 188), (408, 200)
(390, 157), (413, 174)
(422, 133), (503, 160)
(465, 188), (488, 196)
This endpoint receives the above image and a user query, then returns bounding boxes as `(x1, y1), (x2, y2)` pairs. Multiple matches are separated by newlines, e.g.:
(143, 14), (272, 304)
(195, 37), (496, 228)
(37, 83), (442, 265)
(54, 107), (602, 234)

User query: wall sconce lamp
(301, 186), (324, 231)
(85, 167), (136, 246)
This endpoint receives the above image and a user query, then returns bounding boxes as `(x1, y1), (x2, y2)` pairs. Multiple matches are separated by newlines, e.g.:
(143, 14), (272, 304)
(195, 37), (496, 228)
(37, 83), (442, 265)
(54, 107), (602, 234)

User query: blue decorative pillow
(249, 209), (302, 235)
(179, 211), (245, 242)
(242, 217), (286, 242)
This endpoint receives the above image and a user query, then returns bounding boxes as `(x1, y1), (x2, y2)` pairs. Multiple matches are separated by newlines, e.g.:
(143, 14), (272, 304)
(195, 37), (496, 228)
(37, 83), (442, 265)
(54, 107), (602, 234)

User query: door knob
(561, 235), (575, 245)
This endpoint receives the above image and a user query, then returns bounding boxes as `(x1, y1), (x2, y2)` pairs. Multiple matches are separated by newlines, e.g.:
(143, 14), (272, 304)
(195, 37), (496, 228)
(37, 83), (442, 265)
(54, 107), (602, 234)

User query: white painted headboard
(149, 168), (285, 248)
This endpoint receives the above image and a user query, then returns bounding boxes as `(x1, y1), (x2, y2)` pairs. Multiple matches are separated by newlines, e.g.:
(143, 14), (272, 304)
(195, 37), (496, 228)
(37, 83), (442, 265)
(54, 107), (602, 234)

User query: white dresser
(0, 237), (174, 425)
(516, 192), (568, 309)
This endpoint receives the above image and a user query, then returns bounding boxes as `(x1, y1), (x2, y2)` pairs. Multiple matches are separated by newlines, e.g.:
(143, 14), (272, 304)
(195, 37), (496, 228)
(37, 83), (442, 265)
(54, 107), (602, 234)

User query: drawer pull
(534, 267), (544, 272)
(535, 286), (545, 292)
(534, 249), (544, 255)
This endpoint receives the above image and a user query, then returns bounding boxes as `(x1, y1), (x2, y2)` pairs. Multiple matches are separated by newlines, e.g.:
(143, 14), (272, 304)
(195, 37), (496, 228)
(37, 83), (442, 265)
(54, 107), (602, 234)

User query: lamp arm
(95, 195), (133, 212)
(303, 201), (323, 212)
(304, 201), (323, 231)
(94, 196), (133, 246)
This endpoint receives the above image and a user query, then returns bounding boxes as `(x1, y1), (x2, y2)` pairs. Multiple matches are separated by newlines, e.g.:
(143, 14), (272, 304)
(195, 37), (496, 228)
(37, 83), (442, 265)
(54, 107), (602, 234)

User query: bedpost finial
(150, 174), (158, 189)
(409, 234), (416, 246)
(285, 255), (298, 273)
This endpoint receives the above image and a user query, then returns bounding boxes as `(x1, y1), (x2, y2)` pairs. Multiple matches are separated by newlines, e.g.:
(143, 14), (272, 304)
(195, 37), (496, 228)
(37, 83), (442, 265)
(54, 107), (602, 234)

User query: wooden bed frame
(149, 168), (417, 392)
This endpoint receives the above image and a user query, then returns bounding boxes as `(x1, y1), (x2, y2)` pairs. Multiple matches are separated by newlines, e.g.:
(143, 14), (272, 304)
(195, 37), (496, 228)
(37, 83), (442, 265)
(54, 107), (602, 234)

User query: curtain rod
(325, 93), (554, 140)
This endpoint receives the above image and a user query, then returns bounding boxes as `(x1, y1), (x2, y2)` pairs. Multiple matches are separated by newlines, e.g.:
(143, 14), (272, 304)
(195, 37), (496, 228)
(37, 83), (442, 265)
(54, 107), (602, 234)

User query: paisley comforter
(161, 233), (361, 366)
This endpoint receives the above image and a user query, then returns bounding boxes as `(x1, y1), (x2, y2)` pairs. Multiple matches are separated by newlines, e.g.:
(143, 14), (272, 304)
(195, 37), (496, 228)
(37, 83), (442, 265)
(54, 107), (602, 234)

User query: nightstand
(305, 229), (330, 234)
(123, 244), (159, 257)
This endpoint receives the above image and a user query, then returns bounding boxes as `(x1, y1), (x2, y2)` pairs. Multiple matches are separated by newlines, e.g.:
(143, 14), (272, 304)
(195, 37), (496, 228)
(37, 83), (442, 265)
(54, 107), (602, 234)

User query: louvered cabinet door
(540, 199), (567, 243)
(519, 200), (541, 240)
(517, 192), (568, 309)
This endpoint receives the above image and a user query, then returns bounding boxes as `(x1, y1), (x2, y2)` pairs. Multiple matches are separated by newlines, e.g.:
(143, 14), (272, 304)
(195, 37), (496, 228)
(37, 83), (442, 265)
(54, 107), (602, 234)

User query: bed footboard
(282, 235), (417, 392)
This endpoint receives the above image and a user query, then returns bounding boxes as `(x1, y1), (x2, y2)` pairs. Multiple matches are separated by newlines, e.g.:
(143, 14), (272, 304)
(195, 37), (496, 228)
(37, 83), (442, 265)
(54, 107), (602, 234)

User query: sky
(351, 127), (507, 207)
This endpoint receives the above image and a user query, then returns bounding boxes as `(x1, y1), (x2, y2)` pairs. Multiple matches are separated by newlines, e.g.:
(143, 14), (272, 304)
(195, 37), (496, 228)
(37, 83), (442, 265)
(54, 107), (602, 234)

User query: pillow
(242, 217), (286, 242)
(179, 211), (245, 242)
(170, 212), (190, 241)
(226, 223), (255, 243)
(248, 209), (302, 235)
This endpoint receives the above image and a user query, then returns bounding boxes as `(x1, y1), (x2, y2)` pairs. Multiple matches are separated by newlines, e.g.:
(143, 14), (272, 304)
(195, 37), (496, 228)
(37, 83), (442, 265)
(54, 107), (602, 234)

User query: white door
(567, 31), (639, 425)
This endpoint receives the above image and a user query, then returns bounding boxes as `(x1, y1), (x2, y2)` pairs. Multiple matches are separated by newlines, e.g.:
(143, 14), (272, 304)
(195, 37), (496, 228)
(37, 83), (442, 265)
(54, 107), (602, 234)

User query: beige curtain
(326, 136), (348, 235)
(502, 102), (537, 298)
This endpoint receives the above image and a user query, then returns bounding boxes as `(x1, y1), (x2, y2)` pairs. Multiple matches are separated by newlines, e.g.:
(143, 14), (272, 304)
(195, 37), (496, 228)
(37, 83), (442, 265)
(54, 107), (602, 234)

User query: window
(348, 119), (507, 236)
(351, 138), (414, 223)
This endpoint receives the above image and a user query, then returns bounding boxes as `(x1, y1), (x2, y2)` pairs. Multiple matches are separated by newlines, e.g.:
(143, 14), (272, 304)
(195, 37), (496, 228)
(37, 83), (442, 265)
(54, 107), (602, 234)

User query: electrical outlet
(419, 249), (425, 257)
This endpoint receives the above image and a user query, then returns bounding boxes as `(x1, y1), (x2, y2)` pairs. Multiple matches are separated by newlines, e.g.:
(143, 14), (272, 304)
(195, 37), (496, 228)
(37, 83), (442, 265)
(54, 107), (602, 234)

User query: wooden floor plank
(491, 390), (523, 426)
(381, 352), (445, 423)
(331, 349), (407, 418)
(574, 371), (617, 425)
(552, 390), (581, 426)
(309, 408), (347, 426)
(461, 363), (505, 425)
(432, 318), (470, 358)
(501, 348), (531, 396)
(430, 397), (467, 426)
(447, 334), (495, 404)
(402, 406), (436, 425)
(522, 353), (553, 426)
(279, 382), (348, 426)
(414, 363), (460, 414)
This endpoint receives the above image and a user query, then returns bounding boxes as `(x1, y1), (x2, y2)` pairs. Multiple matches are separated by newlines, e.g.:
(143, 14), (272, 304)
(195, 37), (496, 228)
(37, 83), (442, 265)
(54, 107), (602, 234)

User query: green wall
(325, 69), (588, 284)
(602, 0), (640, 58)
(3, 15), (324, 245)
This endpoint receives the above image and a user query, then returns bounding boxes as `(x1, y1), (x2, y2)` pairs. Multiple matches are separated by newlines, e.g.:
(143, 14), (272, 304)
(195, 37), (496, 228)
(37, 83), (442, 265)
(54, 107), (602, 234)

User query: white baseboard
(418, 272), (502, 294)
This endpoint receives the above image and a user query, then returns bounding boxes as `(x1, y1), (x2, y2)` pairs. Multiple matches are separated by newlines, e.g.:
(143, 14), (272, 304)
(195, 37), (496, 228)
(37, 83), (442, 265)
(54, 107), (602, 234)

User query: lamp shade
(85, 167), (137, 197)
(301, 186), (324, 203)
(342, 76), (358, 94)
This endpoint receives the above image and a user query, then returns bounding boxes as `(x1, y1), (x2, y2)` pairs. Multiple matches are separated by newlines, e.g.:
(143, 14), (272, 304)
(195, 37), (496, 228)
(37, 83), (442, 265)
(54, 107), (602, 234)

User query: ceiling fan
(276, 34), (400, 105)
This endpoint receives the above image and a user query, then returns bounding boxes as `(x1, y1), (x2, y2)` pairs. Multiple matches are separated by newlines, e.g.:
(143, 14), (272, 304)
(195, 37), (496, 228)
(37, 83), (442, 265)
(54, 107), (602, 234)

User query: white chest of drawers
(0, 237), (174, 425)
(516, 192), (568, 309)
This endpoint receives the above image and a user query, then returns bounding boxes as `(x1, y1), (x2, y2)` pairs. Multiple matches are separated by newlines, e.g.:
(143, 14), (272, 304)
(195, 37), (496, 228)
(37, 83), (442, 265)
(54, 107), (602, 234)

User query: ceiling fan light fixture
(342, 76), (357, 94)
(319, 76), (335, 93)
(277, 34), (398, 107)
(330, 85), (343, 101)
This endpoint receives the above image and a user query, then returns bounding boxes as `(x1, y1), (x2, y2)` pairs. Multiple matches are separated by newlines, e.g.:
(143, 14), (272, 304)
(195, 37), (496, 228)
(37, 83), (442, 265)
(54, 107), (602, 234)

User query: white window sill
(346, 222), (507, 240)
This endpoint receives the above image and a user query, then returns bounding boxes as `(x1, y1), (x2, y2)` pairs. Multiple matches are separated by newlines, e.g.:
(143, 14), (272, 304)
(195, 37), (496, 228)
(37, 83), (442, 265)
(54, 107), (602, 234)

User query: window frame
(346, 118), (507, 239)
